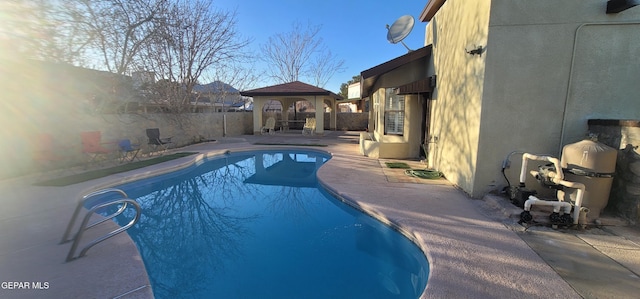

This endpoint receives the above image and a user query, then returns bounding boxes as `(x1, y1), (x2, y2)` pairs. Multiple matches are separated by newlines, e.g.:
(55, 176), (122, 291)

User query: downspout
(424, 93), (434, 167)
(558, 21), (640, 156)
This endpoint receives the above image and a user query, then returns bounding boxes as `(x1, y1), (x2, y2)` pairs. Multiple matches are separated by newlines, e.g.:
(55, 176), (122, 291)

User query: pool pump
(514, 153), (586, 227)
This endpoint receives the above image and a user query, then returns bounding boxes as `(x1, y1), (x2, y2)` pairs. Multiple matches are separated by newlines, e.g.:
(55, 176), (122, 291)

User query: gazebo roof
(240, 81), (343, 99)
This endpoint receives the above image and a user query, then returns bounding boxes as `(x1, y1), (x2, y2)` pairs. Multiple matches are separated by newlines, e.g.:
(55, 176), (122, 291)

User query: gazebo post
(314, 95), (324, 135)
(252, 97), (265, 135)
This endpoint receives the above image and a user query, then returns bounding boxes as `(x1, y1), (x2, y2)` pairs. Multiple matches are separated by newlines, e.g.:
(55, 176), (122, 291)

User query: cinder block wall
(1, 113), (252, 179)
(1, 112), (367, 179)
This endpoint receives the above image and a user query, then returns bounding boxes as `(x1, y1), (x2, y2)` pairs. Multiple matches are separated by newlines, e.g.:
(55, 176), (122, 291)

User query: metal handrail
(60, 188), (128, 244)
(66, 199), (141, 262)
(61, 188), (142, 262)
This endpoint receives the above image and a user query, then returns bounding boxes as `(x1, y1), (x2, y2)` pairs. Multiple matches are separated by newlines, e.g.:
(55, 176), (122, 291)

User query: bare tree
(309, 49), (345, 88)
(201, 61), (259, 113)
(139, 0), (250, 113)
(17, 0), (170, 113)
(2, 0), (168, 73)
(261, 22), (321, 83)
(72, 0), (168, 75)
(0, 0), (91, 65)
(261, 21), (344, 87)
(3, 1), (252, 115)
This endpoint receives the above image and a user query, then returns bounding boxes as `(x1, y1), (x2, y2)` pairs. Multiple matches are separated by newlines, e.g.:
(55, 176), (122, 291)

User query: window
(384, 88), (404, 135)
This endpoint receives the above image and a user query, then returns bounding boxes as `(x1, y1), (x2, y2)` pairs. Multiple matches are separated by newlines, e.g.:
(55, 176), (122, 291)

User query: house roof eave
(360, 45), (432, 98)
(420, 0), (447, 22)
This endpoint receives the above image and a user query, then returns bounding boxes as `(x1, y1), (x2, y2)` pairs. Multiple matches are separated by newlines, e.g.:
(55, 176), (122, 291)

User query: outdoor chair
(118, 139), (141, 163)
(80, 131), (112, 165)
(146, 128), (172, 155)
(302, 118), (316, 135)
(261, 117), (276, 135)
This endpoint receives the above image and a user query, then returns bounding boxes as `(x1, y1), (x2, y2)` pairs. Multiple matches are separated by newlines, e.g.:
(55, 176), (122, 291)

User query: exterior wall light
(466, 45), (484, 56)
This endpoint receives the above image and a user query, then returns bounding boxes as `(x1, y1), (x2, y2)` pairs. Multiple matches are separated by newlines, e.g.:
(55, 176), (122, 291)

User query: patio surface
(1, 131), (639, 298)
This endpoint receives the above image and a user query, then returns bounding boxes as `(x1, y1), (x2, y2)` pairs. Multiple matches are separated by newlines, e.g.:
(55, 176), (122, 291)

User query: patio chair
(118, 139), (140, 163)
(146, 128), (172, 155)
(302, 118), (316, 135)
(261, 117), (276, 135)
(80, 131), (112, 165)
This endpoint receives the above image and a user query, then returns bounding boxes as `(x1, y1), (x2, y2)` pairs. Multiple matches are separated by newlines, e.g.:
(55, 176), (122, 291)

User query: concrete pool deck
(1, 131), (639, 298)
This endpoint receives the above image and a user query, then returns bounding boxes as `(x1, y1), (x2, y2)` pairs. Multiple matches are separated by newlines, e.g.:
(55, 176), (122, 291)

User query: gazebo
(240, 81), (343, 135)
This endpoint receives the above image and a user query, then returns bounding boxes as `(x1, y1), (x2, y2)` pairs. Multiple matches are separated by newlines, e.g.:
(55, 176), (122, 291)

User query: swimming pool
(104, 149), (429, 298)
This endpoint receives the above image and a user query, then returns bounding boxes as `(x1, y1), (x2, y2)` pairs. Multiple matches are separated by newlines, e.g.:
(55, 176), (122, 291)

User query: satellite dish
(386, 15), (414, 52)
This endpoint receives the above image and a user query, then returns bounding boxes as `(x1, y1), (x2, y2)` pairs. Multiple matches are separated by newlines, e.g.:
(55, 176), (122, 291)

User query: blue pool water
(102, 149), (429, 298)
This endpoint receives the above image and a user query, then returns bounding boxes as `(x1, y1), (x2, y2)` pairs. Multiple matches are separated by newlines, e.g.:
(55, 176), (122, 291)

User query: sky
(214, 0), (428, 93)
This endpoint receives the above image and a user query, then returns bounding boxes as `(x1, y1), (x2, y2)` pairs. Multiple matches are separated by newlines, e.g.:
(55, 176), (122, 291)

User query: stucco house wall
(425, 0), (490, 196)
(424, 0), (640, 198)
(364, 89), (422, 159)
(359, 49), (430, 159)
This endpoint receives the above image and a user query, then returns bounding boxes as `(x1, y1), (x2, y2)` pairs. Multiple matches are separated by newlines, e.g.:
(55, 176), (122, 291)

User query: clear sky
(214, 0), (428, 93)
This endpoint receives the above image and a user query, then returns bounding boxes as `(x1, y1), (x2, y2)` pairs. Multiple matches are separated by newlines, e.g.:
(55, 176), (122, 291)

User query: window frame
(384, 88), (405, 136)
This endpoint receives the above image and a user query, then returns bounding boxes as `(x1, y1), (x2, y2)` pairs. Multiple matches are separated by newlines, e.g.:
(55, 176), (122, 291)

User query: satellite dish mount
(386, 15), (415, 52)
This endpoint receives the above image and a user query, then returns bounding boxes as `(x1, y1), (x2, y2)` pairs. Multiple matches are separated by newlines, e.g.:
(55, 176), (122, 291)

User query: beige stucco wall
(362, 54), (428, 159)
(425, 0), (640, 198)
(362, 90), (423, 159)
(425, 0), (491, 196)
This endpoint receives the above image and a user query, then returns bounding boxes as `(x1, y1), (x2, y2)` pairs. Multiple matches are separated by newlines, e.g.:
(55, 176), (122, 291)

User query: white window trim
(384, 88), (404, 136)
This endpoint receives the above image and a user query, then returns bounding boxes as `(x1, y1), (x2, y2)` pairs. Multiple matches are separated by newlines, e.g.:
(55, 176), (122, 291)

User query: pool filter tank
(558, 138), (617, 221)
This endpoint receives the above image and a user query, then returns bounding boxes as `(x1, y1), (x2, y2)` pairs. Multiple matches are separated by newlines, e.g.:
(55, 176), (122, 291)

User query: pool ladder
(60, 188), (141, 262)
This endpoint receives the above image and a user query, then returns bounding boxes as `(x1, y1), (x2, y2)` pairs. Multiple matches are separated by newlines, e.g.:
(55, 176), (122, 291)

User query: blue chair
(118, 139), (140, 163)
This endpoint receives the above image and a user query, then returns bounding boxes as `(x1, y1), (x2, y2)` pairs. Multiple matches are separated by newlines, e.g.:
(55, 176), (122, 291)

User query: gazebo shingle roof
(241, 81), (342, 99)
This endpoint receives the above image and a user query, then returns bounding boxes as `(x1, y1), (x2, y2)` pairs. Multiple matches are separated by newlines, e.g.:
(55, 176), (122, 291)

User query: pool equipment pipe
(523, 195), (573, 228)
(519, 153), (564, 184)
(579, 207), (590, 229)
(519, 153), (586, 225)
(524, 196), (572, 214)
(502, 151), (557, 208)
